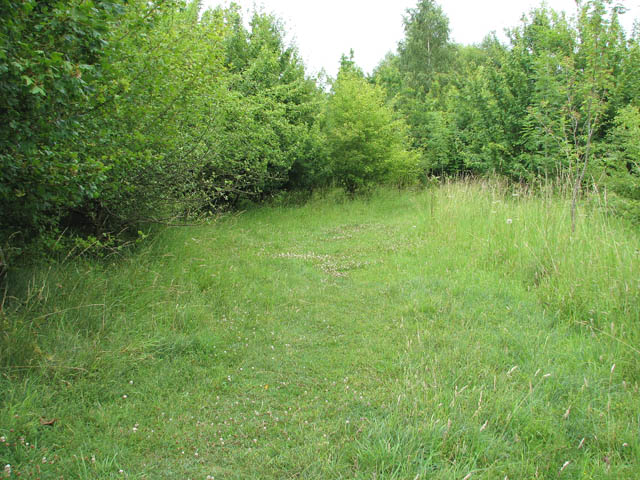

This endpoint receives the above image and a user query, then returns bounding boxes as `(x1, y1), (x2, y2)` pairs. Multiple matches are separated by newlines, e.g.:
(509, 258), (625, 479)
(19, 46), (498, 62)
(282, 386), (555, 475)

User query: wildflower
(4, 465), (11, 476)
(122, 395), (128, 399)
(506, 218), (513, 225)
(0, 437), (5, 443)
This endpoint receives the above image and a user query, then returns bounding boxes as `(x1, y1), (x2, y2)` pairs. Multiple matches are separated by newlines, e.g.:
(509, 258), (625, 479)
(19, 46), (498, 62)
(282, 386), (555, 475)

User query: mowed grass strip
(1, 181), (639, 479)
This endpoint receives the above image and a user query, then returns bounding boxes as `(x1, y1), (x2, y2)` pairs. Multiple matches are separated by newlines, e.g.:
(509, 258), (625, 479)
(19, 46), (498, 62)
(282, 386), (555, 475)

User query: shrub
(324, 70), (419, 192)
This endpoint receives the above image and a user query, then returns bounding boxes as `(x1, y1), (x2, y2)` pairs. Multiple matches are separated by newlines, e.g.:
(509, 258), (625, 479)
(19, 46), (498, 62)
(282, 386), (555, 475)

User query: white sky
(203, 0), (640, 77)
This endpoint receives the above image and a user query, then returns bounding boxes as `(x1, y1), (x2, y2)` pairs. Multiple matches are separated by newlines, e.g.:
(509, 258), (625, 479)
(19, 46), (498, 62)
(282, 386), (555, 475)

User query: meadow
(1, 181), (639, 479)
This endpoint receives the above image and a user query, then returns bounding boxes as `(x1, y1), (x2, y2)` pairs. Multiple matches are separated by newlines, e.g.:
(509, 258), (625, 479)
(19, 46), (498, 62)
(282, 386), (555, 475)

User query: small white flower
(506, 218), (513, 225)
(0, 436), (5, 443)
(4, 465), (11, 475)
(129, 380), (134, 385)
(119, 469), (124, 474)
(122, 394), (128, 399)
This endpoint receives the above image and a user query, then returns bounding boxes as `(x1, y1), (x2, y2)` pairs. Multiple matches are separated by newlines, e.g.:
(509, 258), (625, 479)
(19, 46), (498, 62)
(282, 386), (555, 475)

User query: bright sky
(204, 0), (640, 77)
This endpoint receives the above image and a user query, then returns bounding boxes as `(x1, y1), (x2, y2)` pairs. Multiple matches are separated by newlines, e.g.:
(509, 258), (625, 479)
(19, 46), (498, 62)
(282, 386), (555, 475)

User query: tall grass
(1, 180), (638, 479)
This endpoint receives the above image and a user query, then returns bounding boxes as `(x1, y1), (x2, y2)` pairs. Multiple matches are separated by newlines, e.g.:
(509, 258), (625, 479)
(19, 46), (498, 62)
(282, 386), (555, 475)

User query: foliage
(523, 1), (624, 229)
(373, 0), (640, 218)
(598, 105), (640, 222)
(211, 7), (323, 202)
(2, 0), (640, 264)
(0, 0), (324, 263)
(398, 0), (453, 94)
(374, 0), (455, 171)
(83, 0), (229, 224)
(324, 68), (419, 192)
(0, 0), (124, 239)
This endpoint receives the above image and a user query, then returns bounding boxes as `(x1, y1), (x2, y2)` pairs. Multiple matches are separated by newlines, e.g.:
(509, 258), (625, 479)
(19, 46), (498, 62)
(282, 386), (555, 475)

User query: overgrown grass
(1, 180), (638, 479)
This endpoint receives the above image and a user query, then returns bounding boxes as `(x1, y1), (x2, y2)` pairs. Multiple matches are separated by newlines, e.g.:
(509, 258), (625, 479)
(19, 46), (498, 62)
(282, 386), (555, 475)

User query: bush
(597, 105), (640, 222)
(324, 70), (419, 192)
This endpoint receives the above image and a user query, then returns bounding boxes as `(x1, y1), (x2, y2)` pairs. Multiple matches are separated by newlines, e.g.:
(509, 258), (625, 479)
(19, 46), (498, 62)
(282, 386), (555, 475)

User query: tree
(206, 5), (323, 203)
(0, 0), (124, 238)
(373, 0), (456, 174)
(528, 0), (621, 230)
(324, 66), (419, 192)
(599, 105), (640, 222)
(398, 0), (452, 94)
(82, 0), (229, 224)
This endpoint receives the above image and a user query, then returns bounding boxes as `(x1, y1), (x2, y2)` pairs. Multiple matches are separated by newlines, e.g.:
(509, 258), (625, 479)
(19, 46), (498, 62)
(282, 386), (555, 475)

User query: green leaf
(30, 85), (46, 96)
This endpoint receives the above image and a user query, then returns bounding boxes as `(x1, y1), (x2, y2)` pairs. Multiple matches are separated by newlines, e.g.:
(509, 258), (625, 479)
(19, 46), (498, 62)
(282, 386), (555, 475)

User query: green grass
(1, 180), (639, 479)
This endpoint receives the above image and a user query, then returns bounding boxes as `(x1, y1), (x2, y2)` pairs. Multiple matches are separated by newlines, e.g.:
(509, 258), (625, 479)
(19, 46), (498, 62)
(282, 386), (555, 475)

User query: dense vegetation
(1, 0), (638, 267)
(372, 0), (640, 226)
(1, 1), (639, 477)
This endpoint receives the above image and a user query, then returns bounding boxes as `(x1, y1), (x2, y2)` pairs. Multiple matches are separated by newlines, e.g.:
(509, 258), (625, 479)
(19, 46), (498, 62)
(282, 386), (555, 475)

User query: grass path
(1, 183), (639, 479)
